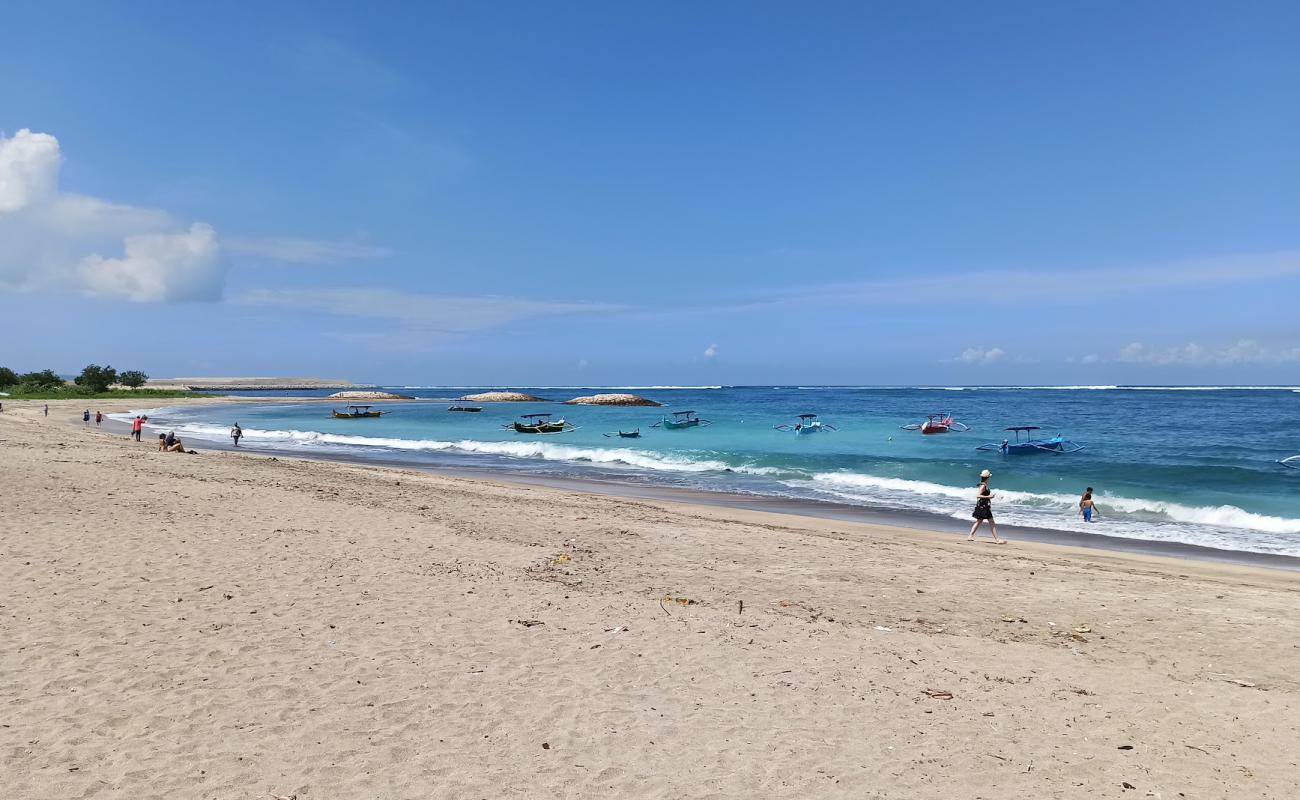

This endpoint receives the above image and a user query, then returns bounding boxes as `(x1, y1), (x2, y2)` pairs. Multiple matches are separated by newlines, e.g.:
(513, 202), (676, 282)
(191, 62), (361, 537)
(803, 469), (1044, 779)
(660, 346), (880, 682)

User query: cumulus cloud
(80, 223), (222, 302)
(703, 343), (718, 359)
(955, 346), (1005, 365)
(1115, 340), (1300, 366)
(0, 129), (390, 303)
(0, 128), (226, 302)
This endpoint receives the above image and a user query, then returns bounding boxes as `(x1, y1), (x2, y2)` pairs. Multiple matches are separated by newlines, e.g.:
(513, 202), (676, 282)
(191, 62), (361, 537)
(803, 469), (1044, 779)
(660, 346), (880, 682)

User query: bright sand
(2, 400), (1298, 799)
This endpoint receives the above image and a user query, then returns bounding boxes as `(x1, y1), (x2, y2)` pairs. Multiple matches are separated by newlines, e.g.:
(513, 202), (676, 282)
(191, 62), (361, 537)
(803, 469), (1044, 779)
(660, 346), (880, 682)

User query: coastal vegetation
(0, 364), (201, 399)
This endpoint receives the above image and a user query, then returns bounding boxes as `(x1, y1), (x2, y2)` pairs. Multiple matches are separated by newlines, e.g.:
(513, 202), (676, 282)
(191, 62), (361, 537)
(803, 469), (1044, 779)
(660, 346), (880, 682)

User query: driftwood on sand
(564, 393), (662, 407)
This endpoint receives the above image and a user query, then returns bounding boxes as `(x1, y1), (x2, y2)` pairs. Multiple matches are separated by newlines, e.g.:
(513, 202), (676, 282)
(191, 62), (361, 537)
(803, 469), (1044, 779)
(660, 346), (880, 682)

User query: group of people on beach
(967, 471), (1101, 544)
(82, 409), (104, 426)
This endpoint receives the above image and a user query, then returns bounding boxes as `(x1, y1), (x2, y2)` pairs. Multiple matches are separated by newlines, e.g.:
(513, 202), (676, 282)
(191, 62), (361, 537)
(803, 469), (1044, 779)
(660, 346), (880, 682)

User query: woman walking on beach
(968, 469), (1006, 543)
(231, 423), (243, 447)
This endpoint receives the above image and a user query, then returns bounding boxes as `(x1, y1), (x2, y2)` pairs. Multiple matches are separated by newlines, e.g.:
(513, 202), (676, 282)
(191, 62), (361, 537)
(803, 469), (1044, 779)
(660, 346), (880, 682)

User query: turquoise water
(120, 386), (1300, 556)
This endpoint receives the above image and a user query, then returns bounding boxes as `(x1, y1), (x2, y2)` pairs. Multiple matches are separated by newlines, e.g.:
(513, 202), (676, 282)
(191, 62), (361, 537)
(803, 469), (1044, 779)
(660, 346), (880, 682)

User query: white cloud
(80, 223), (223, 302)
(1115, 339), (1300, 366)
(0, 128), (59, 212)
(1080, 353), (1100, 365)
(224, 235), (393, 264)
(703, 343), (718, 359)
(0, 128), (226, 302)
(955, 346), (1005, 365)
(234, 287), (619, 334)
(0, 129), (390, 303)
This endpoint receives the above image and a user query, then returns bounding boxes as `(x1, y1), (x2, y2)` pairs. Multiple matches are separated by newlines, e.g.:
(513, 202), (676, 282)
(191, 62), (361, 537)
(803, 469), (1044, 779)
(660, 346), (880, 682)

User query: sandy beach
(2, 400), (1298, 799)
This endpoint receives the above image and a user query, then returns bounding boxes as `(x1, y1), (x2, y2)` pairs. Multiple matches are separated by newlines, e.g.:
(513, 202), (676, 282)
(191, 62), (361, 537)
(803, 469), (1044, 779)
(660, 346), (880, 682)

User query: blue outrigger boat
(652, 410), (710, 430)
(774, 414), (836, 435)
(977, 426), (1084, 455)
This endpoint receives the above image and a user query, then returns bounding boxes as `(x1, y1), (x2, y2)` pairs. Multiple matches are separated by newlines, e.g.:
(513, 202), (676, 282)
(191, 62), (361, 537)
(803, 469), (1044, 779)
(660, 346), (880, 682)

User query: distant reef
(458, 391), (549, 402)
(564, 393), (662, 407)
(329, 390), (413, 400)
(147, 377), (360, 391)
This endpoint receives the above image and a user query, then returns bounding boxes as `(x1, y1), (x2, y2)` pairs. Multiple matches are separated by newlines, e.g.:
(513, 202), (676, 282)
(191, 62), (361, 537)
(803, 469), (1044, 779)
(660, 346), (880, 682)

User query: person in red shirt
(131, 415), (144, 442)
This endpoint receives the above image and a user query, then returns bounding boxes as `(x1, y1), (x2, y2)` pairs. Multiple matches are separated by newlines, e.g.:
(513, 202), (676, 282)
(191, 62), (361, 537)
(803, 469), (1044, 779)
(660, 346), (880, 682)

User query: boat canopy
(798, 414), (819, 419)
(347, 405), (372, 411)
(520, 412), (554, 419)
(1004, 426), (1041, 431)
(672, 410), (697, 417)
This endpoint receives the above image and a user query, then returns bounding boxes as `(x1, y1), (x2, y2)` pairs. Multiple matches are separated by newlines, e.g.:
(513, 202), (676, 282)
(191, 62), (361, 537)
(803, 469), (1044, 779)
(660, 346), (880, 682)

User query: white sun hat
(980, 469), (992, 479)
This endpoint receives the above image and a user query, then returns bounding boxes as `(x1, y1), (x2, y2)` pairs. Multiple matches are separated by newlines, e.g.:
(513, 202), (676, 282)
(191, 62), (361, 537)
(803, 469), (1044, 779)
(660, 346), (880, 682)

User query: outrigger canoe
(506, 412), (575, 434)
(653, 410), (710, 430)
(977, 426), (1084, 455)
(332, 404), (384, 419)
(775, 414), (836, 435)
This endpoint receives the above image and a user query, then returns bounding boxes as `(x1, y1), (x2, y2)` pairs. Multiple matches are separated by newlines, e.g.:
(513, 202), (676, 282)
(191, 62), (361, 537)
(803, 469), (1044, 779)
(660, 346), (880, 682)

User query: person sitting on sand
(968, 469), (1006, 544)
(1079, 489), (1100, 523)
(158, 430), (185, 453)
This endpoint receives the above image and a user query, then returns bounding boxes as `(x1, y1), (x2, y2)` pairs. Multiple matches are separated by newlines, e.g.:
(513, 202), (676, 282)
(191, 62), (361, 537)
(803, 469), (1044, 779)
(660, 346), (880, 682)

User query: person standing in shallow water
(968, 469), (1006, 543)
(230, 423), (243, 447)
(95, 410), (103, 426)
(1079, 489), (1100, 523)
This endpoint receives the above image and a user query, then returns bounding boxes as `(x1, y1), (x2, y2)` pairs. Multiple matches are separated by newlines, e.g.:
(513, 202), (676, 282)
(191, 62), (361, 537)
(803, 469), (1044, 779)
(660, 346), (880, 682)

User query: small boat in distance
(332, 404), (385, 419)
(652, 410), (711, 430)
(901, 413), (970, 435)
(447, 405), (483, 413)
(603, 429), (642, 439)
(1280, 455), (1300, 470)
(775, 414), (837, 434)
(506, 412), (575, 434)
(977, 426), (1084, 455)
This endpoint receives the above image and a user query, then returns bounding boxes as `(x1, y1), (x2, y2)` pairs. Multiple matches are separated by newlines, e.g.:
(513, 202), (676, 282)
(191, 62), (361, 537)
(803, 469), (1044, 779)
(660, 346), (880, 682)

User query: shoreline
(4, 398), (1300, 797)
(81, 396), (1300, 573)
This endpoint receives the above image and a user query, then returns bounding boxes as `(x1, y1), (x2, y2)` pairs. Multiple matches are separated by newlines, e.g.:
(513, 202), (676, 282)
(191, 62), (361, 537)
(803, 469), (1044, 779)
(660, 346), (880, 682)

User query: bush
(0, 367), (17, 388)
(118, 370), (149, 388)
(19, 369), (64, 388)
(75, 364), (118, 393)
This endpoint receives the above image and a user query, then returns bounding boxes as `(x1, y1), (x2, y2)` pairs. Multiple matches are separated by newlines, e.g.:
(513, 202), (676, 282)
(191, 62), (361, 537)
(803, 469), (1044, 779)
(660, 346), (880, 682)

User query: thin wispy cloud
(281, 34), (412, 95)
(1115, 339), (1300, 366)
(225, 236), (394, 264)
(234, 287), (621, 334)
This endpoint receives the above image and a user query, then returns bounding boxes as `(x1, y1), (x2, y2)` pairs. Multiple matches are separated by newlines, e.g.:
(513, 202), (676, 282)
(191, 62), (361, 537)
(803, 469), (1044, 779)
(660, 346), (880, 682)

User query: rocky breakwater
(564, 393), (662, 407)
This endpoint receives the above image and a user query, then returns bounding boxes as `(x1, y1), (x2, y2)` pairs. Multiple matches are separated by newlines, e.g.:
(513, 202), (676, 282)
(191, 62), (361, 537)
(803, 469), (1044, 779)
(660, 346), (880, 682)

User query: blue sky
(2, 2), (1297, 385)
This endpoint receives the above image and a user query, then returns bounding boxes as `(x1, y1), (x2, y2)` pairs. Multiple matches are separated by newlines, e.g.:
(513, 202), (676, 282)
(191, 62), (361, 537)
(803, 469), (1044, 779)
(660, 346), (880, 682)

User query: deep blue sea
(116, 386), (1300, 557)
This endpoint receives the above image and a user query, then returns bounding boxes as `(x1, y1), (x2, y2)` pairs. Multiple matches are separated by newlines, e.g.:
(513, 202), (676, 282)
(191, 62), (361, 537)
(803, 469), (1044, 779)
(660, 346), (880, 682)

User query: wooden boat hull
(979, 437), (1083, 455)
(332, 411), (383, 419)
(513, 421), (568, 434)
(448, 406), (483, 413)
(920, 422), (949, 434)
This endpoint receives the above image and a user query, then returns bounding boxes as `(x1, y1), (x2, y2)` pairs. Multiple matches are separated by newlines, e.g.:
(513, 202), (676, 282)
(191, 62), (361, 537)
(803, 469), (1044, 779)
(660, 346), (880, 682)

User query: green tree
(75, 364), (118, 393)
(118, 370), (149, 388)
(0, 367), (17, 387)
(19, 369), (64, 388)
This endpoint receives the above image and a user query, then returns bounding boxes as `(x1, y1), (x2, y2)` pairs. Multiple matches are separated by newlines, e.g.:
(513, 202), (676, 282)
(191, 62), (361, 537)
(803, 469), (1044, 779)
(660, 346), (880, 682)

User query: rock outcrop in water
(458, 391), (549, 402)
(564, 393), (662, 407)
(329, 390), (413, 400)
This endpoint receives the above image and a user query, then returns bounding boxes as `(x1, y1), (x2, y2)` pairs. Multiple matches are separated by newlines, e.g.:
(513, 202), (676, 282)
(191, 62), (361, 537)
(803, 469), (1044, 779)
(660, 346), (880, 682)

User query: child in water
(1079, 488), (1100, 523)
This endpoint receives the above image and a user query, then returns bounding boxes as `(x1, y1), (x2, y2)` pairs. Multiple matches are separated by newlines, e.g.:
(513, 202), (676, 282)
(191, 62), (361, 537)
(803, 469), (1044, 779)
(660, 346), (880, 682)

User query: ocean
(118, 386), (1300, 558)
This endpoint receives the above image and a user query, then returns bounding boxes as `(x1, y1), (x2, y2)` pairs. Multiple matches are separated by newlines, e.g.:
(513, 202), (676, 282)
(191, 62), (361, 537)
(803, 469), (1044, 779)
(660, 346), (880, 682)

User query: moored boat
(507, 412), (574, 434)
(448, 405), (483, 413)
(977, 426), (1084, 455)
(332, 404), (385, 419)
(901, 413), (969, 435)
(653, 410), (710, 430)
(775, 414), (836, 434)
